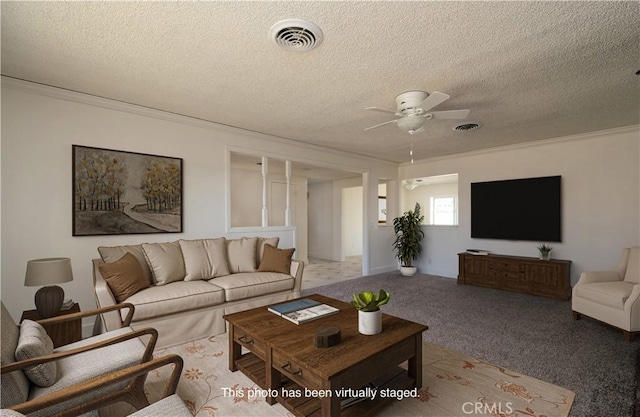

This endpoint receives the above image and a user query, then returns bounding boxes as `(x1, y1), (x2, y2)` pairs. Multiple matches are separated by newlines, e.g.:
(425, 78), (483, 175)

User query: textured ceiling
(2, 1), (639, 163)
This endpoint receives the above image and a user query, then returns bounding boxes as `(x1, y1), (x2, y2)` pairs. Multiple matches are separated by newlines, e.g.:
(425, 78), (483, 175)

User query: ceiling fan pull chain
(410, 141), (414, 164)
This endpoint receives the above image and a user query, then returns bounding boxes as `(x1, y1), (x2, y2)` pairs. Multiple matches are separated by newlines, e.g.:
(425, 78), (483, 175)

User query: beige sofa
(93, 237), (303, 348)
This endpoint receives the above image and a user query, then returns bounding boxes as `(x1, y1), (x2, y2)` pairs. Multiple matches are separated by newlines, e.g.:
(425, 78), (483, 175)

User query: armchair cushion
(1, 304), (29, 407)
(15, 320), (57, 387)
(28, 331), (149, 415)
(624, 247), (640, 284)
(98, 253), (150, 302)
(574, 281), (635, 310)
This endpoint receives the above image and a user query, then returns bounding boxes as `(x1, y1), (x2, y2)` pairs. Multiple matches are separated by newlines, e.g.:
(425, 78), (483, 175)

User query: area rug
(105, 332), (574, 417)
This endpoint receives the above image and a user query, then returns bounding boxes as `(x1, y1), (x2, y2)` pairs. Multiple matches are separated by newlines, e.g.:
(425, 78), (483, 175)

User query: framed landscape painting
(73, 145), (183, 236)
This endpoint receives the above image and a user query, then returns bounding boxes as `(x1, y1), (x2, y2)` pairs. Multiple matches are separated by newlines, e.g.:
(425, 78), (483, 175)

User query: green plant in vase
(393, 202), (425, 276)
(537, 243), (553, 260)
(352, 290), (390, 335)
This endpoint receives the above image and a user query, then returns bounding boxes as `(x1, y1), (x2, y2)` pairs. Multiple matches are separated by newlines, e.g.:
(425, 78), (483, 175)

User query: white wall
(342, 186), (363, 257)
(0, 78), (398, 328)
(399, 126), (640, 283)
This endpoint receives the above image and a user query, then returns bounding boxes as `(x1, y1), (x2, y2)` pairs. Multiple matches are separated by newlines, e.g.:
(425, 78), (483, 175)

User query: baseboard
(368, 264), (398, 275)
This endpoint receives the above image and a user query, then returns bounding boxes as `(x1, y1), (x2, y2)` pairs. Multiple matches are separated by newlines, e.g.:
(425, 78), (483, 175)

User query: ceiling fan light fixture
(396, 115), (425, 134)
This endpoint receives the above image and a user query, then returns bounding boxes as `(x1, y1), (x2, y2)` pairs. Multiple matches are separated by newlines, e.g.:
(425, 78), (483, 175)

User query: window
(401, 173), (458, 226)
(430, 195), (457, 225)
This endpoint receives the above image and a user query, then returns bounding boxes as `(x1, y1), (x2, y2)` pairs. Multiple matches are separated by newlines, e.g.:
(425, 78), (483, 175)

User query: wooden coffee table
(224, 294), (428, 417)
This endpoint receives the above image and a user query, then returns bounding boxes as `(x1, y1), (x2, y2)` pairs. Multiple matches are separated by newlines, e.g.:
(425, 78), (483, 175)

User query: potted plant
(537, 243), (553, 260)
(393, 202), (425, 276)
(351, 290), (390, 335)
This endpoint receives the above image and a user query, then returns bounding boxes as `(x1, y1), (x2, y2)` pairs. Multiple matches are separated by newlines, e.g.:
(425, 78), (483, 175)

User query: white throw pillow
(226, 237), (258, 273)
(142, 241), (186, 285)
(15, 320), (57, 387)
(624, 247), (640, 284)
(180, 238), (231, 281)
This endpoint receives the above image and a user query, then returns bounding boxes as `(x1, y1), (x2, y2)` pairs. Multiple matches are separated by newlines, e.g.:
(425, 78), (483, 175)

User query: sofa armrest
(92, 258), (125, 332)
(291, 260), (305, 293)
(575, 270), (623, 286)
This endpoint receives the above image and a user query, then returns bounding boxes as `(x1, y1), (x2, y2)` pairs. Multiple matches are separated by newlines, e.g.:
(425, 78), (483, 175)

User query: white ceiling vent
(269, 19), (323, 52)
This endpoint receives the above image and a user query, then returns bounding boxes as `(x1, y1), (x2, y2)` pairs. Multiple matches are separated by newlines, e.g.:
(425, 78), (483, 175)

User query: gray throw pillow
(15, 320), (57, 387)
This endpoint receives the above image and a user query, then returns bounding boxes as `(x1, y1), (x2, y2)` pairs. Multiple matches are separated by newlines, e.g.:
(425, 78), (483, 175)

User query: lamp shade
(25, 257), (74, 286)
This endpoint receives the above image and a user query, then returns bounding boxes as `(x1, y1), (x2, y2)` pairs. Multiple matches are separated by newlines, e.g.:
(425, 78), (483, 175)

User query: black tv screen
(471, 176), (561, 242)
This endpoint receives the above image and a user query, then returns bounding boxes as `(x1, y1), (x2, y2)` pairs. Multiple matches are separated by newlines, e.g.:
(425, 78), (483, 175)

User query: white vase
(400, 266), (417, 276)
(358, 309), (382, 335)
(539, 251), (552, 260)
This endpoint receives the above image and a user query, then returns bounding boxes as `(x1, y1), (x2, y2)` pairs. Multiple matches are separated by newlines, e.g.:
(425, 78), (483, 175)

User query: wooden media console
(457, 252), (571, 300)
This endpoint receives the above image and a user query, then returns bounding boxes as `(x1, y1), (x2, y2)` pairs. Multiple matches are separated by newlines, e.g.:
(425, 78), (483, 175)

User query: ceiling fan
(365, 90), (470, 135)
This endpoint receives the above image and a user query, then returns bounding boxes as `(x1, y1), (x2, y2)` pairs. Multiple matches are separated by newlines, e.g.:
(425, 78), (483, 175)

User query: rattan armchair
(1, 302), (158, 416)
(3, 354), (188, 417)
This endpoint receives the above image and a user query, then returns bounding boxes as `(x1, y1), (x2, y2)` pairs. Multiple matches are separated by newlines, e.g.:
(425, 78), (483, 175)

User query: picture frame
(72, 145), (183, 236)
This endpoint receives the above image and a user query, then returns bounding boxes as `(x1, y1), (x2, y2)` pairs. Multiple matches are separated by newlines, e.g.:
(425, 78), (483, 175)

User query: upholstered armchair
(2, 354), (189, 417)
(572, 247), (640, 341)
(1, 302), (158, 416)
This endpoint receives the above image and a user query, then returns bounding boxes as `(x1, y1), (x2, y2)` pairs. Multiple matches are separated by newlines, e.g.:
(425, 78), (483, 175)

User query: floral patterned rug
(103, 333), (574, 417)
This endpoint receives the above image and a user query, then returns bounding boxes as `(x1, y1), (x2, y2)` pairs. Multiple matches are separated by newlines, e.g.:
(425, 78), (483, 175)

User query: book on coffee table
(268, 298), (322, 316)
(280, 303), (340, 325)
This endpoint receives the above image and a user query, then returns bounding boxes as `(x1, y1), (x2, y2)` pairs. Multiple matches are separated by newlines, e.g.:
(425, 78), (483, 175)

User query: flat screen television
(471, 175), (561, 242)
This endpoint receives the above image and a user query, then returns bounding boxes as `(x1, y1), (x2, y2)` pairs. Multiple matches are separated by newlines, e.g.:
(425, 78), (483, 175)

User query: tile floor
(301, 255), (363, 290)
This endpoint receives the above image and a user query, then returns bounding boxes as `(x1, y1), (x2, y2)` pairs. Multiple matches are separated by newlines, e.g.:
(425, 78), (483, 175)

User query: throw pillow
(257, 244), (295, 274)
(256, 237), (280, 268)
(98, 244), (153, 285)
(179, 238), (231, 281)
(226, 237), (259, 273)
(15, 320), (57, 387)
(98, 252), (150, 302)
(142, 241), (186, 285)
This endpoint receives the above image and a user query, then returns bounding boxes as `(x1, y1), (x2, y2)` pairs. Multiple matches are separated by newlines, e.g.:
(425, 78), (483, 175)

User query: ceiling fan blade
(365, 107), (398, 115)
(430, 109), (470, 119)
(364, 119), (398, 131)
(419, 91), (450, 112)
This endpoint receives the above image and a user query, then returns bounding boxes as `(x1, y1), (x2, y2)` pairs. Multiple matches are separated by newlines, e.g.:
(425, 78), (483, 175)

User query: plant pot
(539, 251), (552, 261)
(400, 266), (417, 276)
(358, 309), (382, 335)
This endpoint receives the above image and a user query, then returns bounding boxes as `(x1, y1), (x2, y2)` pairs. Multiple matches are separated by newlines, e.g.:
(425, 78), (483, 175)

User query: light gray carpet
(302, 272), (638, 417)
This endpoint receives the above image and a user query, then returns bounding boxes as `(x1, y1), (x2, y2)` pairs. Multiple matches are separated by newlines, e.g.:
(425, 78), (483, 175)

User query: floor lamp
(24, 257), (74, 318)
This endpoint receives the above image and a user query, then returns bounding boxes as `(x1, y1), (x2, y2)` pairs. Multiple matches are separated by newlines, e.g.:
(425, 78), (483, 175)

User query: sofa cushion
(256, 237), (280, 267)
(624, 247), (640, 284)
(124, 281), (225, 321)
(210, 272), (294, 302)
(142, 241), (186, 285)
(180, 238), (230, 281)
(574, 281), (635, 310)
(226, 237), (258, 273)
(15, 320), (57, 387)
(98, 245), (153, 285)
(98, 253), (150, 302)
(1, 303), (30, 407)
(258, 244), (295, 275)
